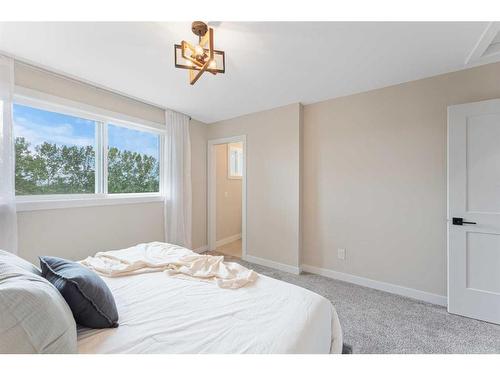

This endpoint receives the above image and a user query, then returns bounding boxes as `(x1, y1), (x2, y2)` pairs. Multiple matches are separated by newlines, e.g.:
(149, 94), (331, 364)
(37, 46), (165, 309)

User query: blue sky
(13, 104), (159, 158)
(108, 124), (159, 158)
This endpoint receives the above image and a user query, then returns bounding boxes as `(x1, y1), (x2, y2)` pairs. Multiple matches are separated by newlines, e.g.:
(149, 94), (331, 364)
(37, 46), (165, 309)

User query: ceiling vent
(466, 22), (500, 65)
(482, 30), (500, 57)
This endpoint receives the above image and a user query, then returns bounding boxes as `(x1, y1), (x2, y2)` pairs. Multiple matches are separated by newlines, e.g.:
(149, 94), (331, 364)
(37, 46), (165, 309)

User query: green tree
(108, 147), (159, 193)
(60, 145), (95, 193)
(15, 137), (158, 195)
(15, 137), (37, 194)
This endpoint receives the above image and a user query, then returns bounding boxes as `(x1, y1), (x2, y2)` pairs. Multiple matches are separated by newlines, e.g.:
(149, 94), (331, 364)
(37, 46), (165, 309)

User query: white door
(448, 99), (500, 324)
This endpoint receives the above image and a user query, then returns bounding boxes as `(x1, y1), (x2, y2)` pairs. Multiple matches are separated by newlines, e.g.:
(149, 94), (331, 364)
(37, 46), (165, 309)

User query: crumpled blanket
(80, 242), (258, 289)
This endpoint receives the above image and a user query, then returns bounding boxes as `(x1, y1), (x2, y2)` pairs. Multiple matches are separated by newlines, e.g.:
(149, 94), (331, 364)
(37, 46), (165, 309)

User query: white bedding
(77, 269), (343, 354)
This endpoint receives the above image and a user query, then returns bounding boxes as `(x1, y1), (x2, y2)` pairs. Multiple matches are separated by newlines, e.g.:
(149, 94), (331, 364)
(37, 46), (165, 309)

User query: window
(13, 98), (163, 206)
(227, 142), (243, 179)
(13, 104), (97, 195)
(107, 124), (160, 194)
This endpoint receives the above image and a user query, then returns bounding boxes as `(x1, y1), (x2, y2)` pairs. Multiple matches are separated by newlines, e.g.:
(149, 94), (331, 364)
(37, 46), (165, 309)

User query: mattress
(77, 270), (343, 354)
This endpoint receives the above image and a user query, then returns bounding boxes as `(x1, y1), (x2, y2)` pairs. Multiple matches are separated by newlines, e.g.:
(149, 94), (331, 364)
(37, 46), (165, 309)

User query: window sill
(16, 194), (164, 212)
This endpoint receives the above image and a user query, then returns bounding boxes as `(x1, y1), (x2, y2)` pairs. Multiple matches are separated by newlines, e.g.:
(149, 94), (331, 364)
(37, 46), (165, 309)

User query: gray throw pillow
(0, 259), (77, 353)
(40, 256), (119, 329)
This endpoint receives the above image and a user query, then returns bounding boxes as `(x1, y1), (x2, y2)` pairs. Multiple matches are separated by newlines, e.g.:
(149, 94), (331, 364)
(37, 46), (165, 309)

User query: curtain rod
(4, 52), (192, 120)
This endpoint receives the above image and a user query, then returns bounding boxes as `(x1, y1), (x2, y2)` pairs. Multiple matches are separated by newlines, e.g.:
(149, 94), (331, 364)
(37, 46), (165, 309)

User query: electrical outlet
(337, 248), (346, 260)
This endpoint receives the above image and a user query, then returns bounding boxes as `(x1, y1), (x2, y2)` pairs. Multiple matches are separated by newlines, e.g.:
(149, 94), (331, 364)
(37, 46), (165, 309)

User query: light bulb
(194, 45), (204, 56)
(208, 60), (216, 69)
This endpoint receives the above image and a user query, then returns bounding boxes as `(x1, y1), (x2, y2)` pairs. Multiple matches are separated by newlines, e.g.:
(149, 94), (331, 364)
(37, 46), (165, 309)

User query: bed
(77, 265), (343, 354)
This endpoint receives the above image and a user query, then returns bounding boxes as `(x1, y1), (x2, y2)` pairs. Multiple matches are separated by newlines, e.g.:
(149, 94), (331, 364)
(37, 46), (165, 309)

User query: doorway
(208, 136), (247, 259)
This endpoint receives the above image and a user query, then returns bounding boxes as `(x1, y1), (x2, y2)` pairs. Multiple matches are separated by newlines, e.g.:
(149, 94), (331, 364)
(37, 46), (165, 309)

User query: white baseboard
(193, 245), (208, 253)
(215, 233), (241, 248)
(243, 255), (301, 275)
(301, 264), (447, 307)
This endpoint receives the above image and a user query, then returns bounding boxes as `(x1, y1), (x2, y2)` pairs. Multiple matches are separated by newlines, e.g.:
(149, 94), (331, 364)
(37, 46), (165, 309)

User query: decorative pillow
(0, 260), (77, 353)
(0, 249), (41, 276)
(39, 256), (119, 329)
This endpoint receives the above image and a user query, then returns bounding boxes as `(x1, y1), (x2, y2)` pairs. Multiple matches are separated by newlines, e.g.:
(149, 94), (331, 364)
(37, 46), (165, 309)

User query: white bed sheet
(77, 271), (342, 354)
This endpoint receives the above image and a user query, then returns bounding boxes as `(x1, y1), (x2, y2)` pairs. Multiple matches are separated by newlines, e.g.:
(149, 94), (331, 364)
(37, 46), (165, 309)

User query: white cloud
(14, 117), (94, 150)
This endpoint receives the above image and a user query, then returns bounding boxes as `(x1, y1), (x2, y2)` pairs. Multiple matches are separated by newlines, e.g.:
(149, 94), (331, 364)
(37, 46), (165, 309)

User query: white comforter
(77, 243), (343, 354)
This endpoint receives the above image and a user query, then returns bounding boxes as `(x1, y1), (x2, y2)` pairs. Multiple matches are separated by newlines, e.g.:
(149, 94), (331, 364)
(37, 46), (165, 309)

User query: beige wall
(208, 104), (302, 268)
(302, 61), (500, 296)
(14, 62), (209, 262)
(17, 202), (164, 264)
(204, 62), (500, 296)
(15, 62), (165, 126)
(215, 143), (242, 241)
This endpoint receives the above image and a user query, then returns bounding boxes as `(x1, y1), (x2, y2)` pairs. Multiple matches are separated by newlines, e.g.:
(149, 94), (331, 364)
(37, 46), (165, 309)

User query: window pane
(107, 124), (160, 193)
(228, 142), (243, 178)
(13, 104), (96, 195)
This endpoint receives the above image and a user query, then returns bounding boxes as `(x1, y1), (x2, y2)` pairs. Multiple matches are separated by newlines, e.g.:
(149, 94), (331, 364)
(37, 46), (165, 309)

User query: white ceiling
(0, 22), (493, 123)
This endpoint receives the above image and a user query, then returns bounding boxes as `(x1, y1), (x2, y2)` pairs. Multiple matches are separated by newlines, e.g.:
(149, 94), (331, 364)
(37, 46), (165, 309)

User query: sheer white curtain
(163, 109), (192, 248)
(0, 55), (17, 253)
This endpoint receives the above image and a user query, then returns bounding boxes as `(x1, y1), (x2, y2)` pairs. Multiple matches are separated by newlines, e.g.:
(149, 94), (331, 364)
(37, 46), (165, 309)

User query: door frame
(207, 135), (247, 257)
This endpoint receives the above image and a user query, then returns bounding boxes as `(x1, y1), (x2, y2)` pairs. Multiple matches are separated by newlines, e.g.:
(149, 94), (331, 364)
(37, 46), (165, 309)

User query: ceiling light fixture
(174, 21), (226, 85)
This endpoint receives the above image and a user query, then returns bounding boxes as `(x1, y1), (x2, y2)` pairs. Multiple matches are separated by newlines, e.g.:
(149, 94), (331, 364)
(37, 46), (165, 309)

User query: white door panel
(466, 114), (500, 213)
(466, 232), (500, 294)
(448, 99), (500, 325)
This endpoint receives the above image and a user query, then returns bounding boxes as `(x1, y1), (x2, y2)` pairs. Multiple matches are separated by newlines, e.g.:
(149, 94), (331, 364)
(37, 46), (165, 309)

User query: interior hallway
(216, 239), (242, 258)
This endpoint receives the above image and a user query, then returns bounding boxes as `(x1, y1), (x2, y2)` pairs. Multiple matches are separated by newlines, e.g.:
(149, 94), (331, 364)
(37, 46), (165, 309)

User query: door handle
(452, 217), (477, 226)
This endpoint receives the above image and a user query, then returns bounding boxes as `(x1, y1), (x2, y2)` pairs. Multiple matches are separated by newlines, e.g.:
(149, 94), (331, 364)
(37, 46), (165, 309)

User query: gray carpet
(209, 252), (500, 354)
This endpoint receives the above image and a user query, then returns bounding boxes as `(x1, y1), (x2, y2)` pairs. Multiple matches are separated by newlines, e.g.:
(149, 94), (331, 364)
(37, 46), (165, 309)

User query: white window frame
(13, 87), (165, 212)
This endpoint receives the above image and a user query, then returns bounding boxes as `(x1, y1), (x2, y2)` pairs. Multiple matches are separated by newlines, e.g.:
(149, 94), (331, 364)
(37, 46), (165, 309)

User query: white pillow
(0, 249), (41, 275)
(0, 253), (77, 354)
